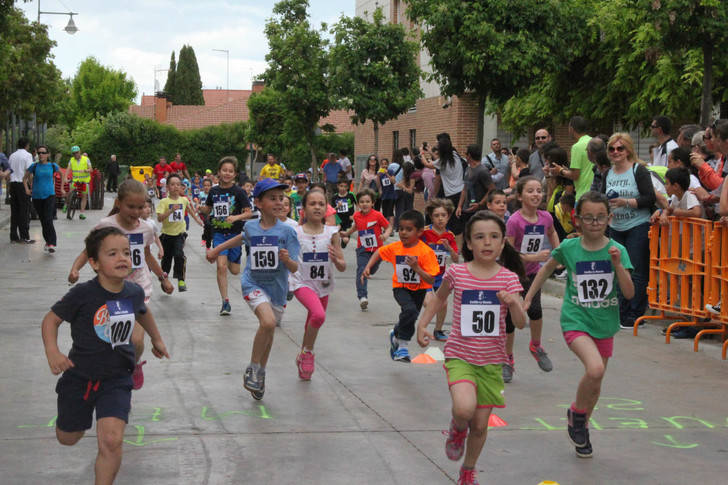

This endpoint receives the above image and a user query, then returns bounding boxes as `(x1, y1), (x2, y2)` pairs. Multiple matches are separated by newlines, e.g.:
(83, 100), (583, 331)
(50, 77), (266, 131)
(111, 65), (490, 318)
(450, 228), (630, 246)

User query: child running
(361, 209), (440, 362)
(198, 157), (252, 315)
(199, 178), (213, 249)
(332, 177), (356, 247)
(523, 191), (634, 458)
(505, 176), (560, 375)
(289, 189), (347, 379)
(68, 179), (173, 390)
(421, 198), (460, 341)
(290, 172), (309, 221)
(44, 227), (170, 485)
(340, 188), (392, 310)
(416, 211), (527, 485)
(206, 178), (300, 400)
(142, 197), (163, 261)
(156, 174), (203, 292)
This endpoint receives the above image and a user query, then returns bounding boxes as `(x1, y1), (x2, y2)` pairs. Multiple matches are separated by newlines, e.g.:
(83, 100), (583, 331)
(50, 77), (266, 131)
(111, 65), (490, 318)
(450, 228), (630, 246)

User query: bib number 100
(110, 319), (132, 346)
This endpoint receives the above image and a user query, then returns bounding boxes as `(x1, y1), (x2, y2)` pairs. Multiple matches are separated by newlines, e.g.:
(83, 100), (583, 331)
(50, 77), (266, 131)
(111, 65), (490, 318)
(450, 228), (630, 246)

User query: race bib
(358, 229), (377, 249)
(395, 255), (420, 284)
(429, 243), (448, 268)
(381, 176), (391, 187)
(336, 199), (349, 213)
(105, 299), (135, 349)
(192, 187), (200, 197)
(128, 233), (145, 269)
(460, 290), (501, 337)
(250, 235), (279, 270)
(168, 204), (183, 223)
(575, 260), (614, 303)
(520, 225), (545, 254)
(301, 251), (329, 281)
(213, 195), (230, 219)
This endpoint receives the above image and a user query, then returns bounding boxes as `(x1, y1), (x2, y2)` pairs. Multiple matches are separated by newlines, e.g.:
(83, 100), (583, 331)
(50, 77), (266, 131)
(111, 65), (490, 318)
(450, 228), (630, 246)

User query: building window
(409, 129), (416, 151)
(393, 131), (399, 155)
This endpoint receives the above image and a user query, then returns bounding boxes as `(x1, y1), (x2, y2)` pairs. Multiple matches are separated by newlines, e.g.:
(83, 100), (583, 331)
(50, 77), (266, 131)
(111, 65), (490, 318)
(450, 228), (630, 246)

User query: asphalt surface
(1, 196), (727, 485)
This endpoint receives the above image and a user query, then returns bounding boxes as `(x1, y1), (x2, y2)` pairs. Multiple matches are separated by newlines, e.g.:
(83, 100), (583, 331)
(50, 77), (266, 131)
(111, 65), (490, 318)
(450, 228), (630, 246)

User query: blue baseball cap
(253, 178), (289, 198)
(294, 172), (308, 181)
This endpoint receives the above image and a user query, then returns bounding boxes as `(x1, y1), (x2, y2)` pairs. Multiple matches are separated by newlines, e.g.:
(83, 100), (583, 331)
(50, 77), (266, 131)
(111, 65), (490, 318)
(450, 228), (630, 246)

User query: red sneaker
(132, 360), (147, 390)
(457, 467), (480, 485)
(296, 351), (315, 380)
(444, 420), (468, 460)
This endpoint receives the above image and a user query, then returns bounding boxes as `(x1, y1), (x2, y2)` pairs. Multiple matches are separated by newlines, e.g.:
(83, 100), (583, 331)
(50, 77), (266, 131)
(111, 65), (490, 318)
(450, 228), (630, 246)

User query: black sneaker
(243, 365), (265, 400)
(575, 427), (593, 458)
(567, 408), (588, 447)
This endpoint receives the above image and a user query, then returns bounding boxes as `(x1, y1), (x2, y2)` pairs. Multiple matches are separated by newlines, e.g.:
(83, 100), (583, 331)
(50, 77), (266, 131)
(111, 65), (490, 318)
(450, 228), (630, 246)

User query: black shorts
(56, 372), (133, 432)
(522, 275), (543, 320)
(381, 198), (395, 218)
(445, 193), (465, 235)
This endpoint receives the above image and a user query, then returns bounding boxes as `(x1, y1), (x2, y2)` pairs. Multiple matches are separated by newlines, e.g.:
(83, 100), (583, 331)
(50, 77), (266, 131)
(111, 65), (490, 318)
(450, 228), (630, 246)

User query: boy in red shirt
(361, 210), (440, 362)
(341, 188), (392, 310)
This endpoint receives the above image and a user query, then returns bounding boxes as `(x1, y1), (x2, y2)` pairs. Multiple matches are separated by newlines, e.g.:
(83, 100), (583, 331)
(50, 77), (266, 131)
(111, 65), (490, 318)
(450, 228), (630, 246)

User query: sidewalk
(1, 199), (726, 485)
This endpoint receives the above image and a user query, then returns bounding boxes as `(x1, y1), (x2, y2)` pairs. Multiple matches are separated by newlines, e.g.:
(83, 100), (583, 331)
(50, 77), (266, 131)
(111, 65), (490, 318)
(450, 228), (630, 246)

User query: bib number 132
(460, 290), (501, 337)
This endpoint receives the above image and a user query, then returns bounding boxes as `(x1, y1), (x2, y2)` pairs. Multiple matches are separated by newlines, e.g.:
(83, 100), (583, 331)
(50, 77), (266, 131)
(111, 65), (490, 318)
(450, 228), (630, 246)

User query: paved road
(1, 197), (727, 485)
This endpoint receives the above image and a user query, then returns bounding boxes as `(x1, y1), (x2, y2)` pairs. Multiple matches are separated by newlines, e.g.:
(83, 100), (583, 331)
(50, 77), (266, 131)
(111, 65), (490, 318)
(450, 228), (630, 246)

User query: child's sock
(530, 339), (541, 348)
(570, 403), (588, 414)
(250, 362), (262, 372)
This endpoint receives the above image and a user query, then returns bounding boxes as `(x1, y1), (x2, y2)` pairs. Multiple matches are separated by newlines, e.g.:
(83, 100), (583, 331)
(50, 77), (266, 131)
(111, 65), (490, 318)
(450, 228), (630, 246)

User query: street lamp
(212, 49), (230, 102)
(37, 1), (79, 34)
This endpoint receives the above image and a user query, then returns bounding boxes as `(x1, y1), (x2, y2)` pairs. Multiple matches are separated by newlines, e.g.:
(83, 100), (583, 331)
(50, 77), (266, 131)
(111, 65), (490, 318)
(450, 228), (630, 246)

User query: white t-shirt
(669, 191), (703, 217)
(288, 225), (339, 297)
(651, 139), (679, 167)
(339, 157), (353, 180)
(689, 174), (701, 190)
(433, 155), (465, 197)
(8, 148), (33, 183)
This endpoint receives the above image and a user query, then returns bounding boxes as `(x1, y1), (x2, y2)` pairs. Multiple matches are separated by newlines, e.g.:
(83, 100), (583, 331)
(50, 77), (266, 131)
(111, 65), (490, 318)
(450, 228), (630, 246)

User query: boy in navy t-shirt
(42, 227), (170, 484)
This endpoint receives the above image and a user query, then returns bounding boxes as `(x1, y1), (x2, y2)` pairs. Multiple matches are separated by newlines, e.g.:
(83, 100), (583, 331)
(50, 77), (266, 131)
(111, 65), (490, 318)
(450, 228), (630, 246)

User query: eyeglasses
(607, 145), (626, 153)
(37, 151), (48, 154)
(578, 214), (609, 225)
(535, 136), (548, 140)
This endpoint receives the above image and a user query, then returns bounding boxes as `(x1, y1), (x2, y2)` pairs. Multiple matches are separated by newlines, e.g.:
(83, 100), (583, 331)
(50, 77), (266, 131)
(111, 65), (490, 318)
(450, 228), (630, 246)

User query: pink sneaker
(444, 420), (468, 460)
(296, 351), (315, 380)
(457, 467), (480, 485)
(132, 360), (147, 390)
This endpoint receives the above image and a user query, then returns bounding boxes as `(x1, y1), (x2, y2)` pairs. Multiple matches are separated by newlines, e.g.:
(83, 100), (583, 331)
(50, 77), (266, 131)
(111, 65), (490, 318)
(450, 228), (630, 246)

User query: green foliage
(0, 6), (65, 126)
(163, 51), (177, 102)
(63, 57), (137, 129)
(175, 45), (205, 105)
(329, 7), (422, 152)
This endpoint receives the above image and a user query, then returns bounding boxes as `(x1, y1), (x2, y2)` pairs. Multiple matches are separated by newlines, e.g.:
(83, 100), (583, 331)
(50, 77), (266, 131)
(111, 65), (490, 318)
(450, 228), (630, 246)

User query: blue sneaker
(434, 330), (448, 341)
(220, 300), (231, 316)
(393, 347), (411, 362)
(389, 329), (399, 360)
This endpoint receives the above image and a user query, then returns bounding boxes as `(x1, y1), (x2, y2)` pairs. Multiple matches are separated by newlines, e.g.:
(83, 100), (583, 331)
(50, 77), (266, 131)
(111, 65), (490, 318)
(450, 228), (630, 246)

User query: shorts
(427, 274), (444, 292)
(444, 359), (505, 408)
(381, 198), (395, 218)
(72, 181), (89, 195)
(522, 275), (542, 320)
(213, 232), (242, 264)
(563, 331), (614, 358)
(243, 288), (284, 325)
(56, 372), (133, 432)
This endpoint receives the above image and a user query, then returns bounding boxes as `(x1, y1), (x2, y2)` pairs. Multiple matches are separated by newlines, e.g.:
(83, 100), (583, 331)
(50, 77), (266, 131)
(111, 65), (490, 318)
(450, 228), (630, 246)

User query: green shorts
(444, 359), (505, 408)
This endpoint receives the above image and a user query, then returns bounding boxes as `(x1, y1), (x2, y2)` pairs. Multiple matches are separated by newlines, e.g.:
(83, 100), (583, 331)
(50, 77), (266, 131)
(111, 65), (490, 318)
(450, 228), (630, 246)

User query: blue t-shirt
(240, 219), (300, 307)
(605, 166), (651, 231)
(323, 161), (343, 183)
(28, 162), (60, 199)
(387, 163), (404, 191)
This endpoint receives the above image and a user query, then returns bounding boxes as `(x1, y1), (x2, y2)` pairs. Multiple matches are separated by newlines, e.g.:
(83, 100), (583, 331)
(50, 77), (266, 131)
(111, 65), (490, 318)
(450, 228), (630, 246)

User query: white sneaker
(706, 302), (721, 315)
(359, 297), (368, 311)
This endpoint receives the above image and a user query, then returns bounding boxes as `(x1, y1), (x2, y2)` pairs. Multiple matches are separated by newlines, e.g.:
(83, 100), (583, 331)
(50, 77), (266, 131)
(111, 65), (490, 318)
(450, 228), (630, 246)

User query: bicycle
(66, 181), (85, 220)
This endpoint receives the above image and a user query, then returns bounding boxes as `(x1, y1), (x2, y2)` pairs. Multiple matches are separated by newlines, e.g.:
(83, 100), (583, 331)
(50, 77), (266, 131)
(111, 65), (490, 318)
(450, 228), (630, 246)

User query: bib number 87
(254, 250), (276, 268)
(472, 310), (495, 334)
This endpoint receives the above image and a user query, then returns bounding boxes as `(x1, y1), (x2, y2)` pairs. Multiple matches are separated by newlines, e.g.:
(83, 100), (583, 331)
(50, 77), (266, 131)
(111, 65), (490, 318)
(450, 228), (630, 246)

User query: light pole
(154, 67), (169, 94)
(37, 0), (79, 34)
(212, 49), (230, 102)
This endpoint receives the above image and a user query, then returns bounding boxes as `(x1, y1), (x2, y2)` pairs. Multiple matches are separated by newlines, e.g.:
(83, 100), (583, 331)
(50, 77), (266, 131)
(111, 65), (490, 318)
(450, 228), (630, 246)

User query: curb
(542, 277), (565, 299)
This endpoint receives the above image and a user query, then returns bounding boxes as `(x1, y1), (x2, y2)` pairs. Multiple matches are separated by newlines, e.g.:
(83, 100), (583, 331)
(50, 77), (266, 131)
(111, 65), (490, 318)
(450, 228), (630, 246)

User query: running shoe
(574, 428), (593, 458)
(529, 343), (553, 372)
(567, 408), (588, 447)
(360, 296), (368, 311)
(433, 330), (448, 341)
(47, 245), (56, 253)
(444, 420), (467, 461)
(243, 365), (265, 400)
(178, 280), (187, 292)
(388, 329), (398, 359)
(79, 213), (86, 220)
(502, 361), (514, 383)
(706, 302), (721, 315)
(457, 467), (480, 485)
(132, 361), (147, 390)
(43, 244), (49, 253)
(220, 300), (231, 316)
(393, 347), (411, 362)
(553, 268), (568, 280)
(296, 350), (315, 380)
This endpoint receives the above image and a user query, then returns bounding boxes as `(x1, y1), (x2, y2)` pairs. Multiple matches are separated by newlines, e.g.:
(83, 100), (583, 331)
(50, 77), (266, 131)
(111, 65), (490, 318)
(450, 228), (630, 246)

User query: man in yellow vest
(65, 145), (92, 220)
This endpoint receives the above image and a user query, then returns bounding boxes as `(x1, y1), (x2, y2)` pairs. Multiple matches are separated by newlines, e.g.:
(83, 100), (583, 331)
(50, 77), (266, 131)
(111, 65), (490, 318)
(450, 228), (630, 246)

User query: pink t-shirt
(95, 215), (155, 300)
(506, 209), (554, 276)
(443, 264), (522, 366)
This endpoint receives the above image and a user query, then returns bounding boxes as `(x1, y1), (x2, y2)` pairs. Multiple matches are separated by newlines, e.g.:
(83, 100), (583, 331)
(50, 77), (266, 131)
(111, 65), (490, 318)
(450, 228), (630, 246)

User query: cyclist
(64, 146), (92, 220)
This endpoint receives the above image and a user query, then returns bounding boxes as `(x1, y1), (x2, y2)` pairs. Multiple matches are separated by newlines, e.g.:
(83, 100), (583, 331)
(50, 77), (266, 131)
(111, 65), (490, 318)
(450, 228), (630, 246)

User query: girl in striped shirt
(416, 211), (527, 485)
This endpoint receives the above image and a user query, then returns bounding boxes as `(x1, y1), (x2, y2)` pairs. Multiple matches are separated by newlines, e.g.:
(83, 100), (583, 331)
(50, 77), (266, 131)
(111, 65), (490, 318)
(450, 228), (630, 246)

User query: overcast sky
(19, 0), (354, 102)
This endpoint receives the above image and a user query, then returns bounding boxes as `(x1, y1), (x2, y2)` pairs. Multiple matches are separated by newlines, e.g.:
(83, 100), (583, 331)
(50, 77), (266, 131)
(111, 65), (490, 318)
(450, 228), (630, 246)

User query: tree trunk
(309, 141), (318, 182)
(700, 42), (713, 126)
(476, 95), (486, 151)
(373, 122), (379, 159)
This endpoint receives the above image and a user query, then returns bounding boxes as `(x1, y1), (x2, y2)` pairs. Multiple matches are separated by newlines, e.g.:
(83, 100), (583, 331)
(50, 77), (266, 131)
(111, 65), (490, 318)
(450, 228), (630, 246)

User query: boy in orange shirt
(361, 210), (440, 362)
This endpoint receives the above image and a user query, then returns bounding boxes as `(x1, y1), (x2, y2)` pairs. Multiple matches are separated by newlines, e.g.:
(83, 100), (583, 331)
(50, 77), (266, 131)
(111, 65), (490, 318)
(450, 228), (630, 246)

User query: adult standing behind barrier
(106, 154), (119, 192)
(600, 133), (656, 329)
(560, 116), (594, 202)
(24, 145), (61, 252)
(422, 132), (465, 236)
(8, 137), (34, 243)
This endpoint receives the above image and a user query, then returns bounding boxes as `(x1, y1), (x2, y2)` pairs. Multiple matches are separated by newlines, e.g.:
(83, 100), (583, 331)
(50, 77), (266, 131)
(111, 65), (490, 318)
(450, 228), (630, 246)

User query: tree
(66, 57), (137, 128)
(175, 45), (204, 105)
(406, 0), (583, 148)
(163, 51), (177, 101)
(263, 0), (331, 176)
(329, 7), (422, 156)
(247, 87), (289, 157)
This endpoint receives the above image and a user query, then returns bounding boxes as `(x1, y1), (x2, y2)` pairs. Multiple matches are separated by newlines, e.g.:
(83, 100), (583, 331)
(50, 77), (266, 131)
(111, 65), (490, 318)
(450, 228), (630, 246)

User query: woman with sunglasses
(23, 145), (62, 252)
(600, 133), (656, 329)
